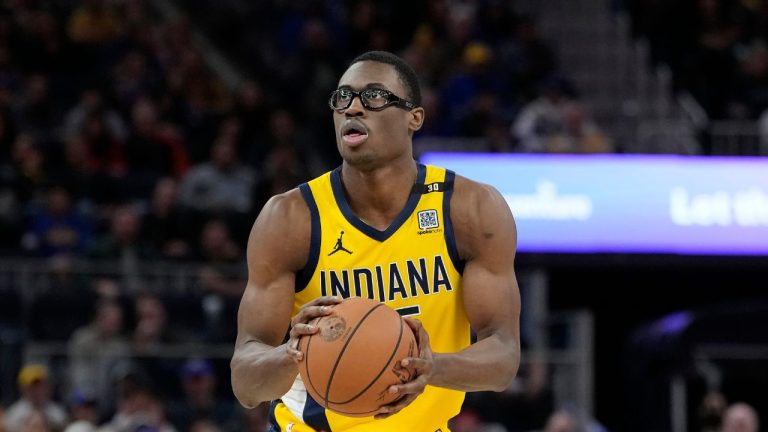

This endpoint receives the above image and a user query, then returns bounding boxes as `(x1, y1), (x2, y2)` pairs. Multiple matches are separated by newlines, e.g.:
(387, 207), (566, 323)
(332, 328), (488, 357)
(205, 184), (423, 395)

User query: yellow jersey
(269, 164), (470, 432)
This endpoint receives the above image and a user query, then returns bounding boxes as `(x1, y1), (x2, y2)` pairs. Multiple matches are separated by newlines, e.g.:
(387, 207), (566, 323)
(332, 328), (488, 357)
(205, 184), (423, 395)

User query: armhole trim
(443, 170), (465, 274)
(296, 183), (321, 292)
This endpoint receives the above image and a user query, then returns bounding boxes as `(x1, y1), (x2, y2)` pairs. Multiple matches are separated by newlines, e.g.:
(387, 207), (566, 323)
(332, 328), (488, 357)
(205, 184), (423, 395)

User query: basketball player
(231, 51), (521, 431)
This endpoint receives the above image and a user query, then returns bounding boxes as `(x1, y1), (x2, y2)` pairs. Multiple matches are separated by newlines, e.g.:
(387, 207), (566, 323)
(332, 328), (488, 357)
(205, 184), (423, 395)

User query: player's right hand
(286, 296), (342, 362)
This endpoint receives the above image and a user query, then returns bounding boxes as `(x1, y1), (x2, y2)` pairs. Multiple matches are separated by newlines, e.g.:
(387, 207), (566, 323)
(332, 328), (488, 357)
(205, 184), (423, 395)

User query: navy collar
(330, 163), (427, 242)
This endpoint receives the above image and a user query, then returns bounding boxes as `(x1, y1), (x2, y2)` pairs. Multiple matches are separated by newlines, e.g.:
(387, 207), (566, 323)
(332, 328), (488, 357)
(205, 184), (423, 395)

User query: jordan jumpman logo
(328, 231), (353, 256)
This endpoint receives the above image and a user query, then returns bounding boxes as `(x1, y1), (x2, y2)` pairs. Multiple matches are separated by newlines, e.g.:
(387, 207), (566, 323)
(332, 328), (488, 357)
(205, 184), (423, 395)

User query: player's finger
(293, 304), (335, 326)
(399, 357), (432, 373)
(305, 296), (343, 307)
(404, 317), (430, 342)
(374, 393), (419, 419)
(390, 376), (428, 396)
(285, 343), (303, 362)
(289, 323), (319, 338)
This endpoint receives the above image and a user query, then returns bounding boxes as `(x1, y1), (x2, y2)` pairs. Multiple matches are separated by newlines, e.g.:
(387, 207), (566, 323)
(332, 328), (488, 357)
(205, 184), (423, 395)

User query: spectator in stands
(543, 410), (580, 432)
(58, 133), (122, 205)
(679, 0), (746, 119)
(67, 299), (130, 408)
(63, 421), (95, 432)
(113, 51), (162, 108)
(140, 177), (193, 260)
(124, 97), (189, 198)
(697, 390), (727, 432)
(189, 418), (222, 432)
(440, 42), (510, 137)
(10, 133), (50, 205)
(259, 108), (321, 176)
(67, 388), (99, 429)
(473, 357), (554, 431)
(18, 409), (51, 432)
(232, 80), (269, 160)
(720, 402), (760, 432)
(89, 204), (155, 292)
(13, 74), (57, 143)
(733, 41), (768, 118)
(500, 14), (557, 102)
(196, 219), (245, 341)
(547, 104), (613, 153)
(132, 292), (185, 353)
(4, 364), (68, 431)
(179, 134), (257, 216)
(74, 110), (126, 176)
(61, 86), (127, 146)
(401, 24), (450, 89)
(168, 359), (240, 432)
(26, 255), (95, 341)
(24, 185), (91, 258)
(251, 143), (311, 217)
(99, 373), (176, 432)
(67, 0), (123, 45)
(131, 292), (191, 399)
(512, 74), (590, 153)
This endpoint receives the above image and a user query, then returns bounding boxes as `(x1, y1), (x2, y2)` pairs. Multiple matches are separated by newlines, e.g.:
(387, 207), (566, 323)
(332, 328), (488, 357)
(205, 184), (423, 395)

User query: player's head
(331, 51), (424, 170)
(349, 51), (422, 107)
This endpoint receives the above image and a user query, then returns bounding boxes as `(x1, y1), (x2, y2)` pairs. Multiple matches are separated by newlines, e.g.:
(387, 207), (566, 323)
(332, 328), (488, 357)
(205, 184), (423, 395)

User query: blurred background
(0, 0), (766, 431)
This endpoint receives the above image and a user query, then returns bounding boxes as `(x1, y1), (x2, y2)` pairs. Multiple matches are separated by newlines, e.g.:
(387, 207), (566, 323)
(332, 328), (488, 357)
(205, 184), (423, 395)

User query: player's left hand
(374, 317), (433, 420)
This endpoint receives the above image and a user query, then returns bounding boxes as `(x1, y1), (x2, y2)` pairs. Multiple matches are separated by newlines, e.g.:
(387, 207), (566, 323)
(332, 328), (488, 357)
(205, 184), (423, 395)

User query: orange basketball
(297, 297), (417, 417)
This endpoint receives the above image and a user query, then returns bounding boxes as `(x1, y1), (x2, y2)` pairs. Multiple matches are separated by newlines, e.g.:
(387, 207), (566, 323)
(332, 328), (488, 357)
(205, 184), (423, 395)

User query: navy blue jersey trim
(303, 394), (332, 431)
(268, 399), (282, 431)
(296, 183), (321, 292)
(331, 163), (427, 242)
(443, 170), (465, 273)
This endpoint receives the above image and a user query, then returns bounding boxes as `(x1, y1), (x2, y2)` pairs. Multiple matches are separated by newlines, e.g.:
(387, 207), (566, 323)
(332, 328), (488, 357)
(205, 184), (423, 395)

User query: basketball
(297, 297), (418, 417)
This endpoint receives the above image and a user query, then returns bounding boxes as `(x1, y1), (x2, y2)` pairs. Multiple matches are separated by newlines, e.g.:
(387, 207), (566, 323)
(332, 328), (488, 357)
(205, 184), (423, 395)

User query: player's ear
(408, 107), (425, 132)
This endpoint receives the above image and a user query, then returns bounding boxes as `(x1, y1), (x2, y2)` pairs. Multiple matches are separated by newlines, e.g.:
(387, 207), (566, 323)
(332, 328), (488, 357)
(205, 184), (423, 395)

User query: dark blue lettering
(433, 256), (453, 293)
(407, 258), (430, 297)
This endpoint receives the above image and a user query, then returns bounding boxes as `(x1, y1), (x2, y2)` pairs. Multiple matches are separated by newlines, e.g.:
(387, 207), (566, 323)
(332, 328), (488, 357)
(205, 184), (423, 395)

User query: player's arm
(377, 176), (520, 418)
(230, 190), (339, 408)
(430, 176), (521, 391)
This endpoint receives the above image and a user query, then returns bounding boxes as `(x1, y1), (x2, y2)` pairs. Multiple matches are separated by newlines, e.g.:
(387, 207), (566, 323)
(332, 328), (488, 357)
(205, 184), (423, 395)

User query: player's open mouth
(341, 121), (369, 145)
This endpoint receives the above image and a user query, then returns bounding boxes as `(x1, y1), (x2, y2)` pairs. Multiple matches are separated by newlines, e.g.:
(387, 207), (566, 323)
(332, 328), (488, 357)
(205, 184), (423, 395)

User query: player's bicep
(462, 259), (520, 341)
(236, 192), (309, 348)
(236, 277), (295, 349)
(457, 183), (520, 340)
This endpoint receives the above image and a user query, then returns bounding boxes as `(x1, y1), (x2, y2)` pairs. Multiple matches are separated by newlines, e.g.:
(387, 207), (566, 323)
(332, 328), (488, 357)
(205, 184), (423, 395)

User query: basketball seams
(329, 309), (406, 407)
(323, 303), (386, 406)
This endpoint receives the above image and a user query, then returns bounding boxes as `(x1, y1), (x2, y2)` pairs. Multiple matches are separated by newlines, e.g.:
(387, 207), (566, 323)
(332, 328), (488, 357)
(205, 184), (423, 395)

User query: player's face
(332, 61), (422, 169)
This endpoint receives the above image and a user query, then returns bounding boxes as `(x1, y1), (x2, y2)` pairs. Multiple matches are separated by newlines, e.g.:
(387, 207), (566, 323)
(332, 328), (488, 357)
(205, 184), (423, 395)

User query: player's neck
(340, 157), (418, 230)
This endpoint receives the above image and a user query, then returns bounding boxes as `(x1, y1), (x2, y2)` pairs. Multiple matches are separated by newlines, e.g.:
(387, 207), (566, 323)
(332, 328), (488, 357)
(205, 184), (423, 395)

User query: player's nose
(345, 95), (365, 117)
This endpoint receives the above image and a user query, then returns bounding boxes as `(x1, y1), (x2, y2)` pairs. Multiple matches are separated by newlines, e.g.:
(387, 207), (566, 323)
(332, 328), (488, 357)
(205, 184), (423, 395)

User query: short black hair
(349, 51), (422, 106)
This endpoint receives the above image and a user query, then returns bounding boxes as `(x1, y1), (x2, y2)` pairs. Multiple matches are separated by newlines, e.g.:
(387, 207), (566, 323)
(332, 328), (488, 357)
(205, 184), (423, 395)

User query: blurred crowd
(626, 0), (768, 121)
(0, 0), (617, 264)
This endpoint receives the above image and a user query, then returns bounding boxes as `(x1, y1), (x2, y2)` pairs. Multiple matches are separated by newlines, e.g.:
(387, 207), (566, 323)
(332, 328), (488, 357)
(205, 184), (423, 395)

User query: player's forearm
(231, 341), (298, 407)
(430, 334), (520, 392)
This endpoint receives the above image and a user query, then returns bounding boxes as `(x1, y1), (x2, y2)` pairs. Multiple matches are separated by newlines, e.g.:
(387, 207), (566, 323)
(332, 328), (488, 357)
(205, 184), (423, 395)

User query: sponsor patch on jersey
(418, 209), (439, 230)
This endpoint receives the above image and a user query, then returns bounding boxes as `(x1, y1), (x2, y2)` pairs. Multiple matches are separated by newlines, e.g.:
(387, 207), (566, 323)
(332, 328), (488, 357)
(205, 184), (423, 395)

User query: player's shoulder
(447, 172), (516, 260)
(248, 188), (311, 270)
(451, 173), (506, 213)
(260, 188), (309, 222)
(262, 187), (306, 213)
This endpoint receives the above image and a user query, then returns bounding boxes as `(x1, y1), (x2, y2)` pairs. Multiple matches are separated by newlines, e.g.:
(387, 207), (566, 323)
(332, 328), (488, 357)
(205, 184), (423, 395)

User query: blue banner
(419, 153), (768, 255)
